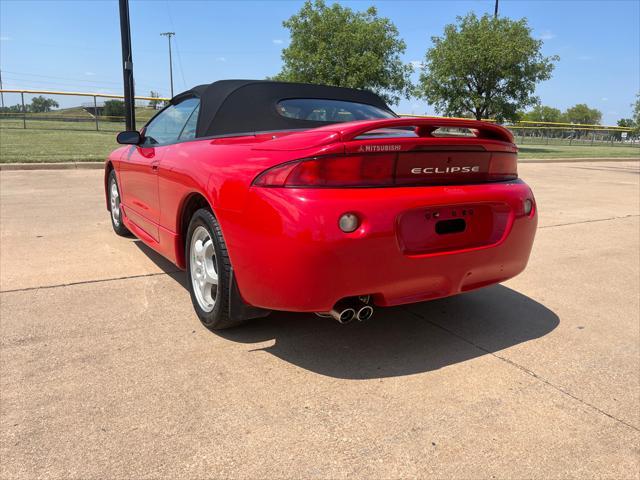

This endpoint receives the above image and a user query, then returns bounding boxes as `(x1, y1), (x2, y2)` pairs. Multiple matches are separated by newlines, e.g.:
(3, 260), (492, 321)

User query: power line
(165, 0), (188, 91)
(1, 73), (163, 93)
(0, 70), (4, 108)
(2, 69), (123, 85)
(172, 36), (187, 91)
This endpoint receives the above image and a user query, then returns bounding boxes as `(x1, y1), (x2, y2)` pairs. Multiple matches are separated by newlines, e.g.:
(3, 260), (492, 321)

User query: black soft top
(170, 80), (394, 138)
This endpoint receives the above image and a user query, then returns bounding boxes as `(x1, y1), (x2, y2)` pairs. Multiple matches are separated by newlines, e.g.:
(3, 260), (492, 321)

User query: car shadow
(133, 240), (184, 277)
(133, 240), (559, 379)
(218, 286), (559, 379)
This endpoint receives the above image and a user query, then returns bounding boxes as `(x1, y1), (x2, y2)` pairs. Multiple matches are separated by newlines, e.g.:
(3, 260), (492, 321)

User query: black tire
(185, 208), (246, 330)
(108, 170), (132, 237)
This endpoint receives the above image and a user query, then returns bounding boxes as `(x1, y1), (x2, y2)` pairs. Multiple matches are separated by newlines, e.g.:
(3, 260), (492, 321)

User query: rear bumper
(220, 180), (537, 312)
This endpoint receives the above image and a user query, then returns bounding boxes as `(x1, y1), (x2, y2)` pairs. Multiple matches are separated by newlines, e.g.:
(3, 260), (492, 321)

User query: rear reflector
(253, 152), (517, 188)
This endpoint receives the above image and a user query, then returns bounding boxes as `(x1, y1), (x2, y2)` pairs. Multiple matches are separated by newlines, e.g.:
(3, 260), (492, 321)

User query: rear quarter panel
(156, 135), (346, 268)
(156, 138), (294, 266)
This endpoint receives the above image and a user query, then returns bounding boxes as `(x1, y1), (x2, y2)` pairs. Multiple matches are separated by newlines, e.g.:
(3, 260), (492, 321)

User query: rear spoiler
(330, 118), (514, 144)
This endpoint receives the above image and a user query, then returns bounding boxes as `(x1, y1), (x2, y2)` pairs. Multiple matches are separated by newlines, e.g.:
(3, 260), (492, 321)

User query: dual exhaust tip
(328, 300), (374, 324)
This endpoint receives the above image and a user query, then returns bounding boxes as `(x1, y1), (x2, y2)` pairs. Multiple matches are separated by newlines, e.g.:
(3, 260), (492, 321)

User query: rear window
(276, 98), (394, 123)
(356, 126), (478, 140)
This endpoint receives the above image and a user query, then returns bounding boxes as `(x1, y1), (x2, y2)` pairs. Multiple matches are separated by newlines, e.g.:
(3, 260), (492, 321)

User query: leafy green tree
(103, 100), (126, 119)
(272, 0), (413, 105)
(632, 93), (640, 126)
(521, 105), (564, 123)
(148, 91), (162, 110)
(617, 118), (634, 128)
(564, 104), (602, 125)
(29, 96), (59, 113)
(615, 118), (636, 139)
(617, 117), (639, 135)
(416, 13), (558, 121)
(0, 104), (23, 113)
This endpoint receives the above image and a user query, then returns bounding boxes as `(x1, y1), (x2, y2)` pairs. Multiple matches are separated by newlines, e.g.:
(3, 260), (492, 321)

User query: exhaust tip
(326, 306), (357, 324)
(338, 308), (356, 324)
(356, 305), (374, 322)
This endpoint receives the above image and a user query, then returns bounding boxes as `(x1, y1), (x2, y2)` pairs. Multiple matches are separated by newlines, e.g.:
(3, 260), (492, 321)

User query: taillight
(486, 152), (518, 182)
(253, 154), (395, 187)
(253, 152), (518, 187)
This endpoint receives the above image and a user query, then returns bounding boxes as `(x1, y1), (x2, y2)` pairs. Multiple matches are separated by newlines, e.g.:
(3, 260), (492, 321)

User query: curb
(0, 157), (638, 171)
(0, 162), (104, 171)
(519, 157), (639, 163)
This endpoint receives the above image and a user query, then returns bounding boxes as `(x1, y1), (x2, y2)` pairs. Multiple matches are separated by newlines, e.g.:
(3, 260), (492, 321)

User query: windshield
(276, 98), (395, 123)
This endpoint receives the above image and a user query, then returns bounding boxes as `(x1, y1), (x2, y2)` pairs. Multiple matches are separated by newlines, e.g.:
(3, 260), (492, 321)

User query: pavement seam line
(2, 257), (638, 432)
(0, 270), (182, 294)
(539, 214), (639, 229)
(402, 306), (640, 433)
(2, 213), (632, 293)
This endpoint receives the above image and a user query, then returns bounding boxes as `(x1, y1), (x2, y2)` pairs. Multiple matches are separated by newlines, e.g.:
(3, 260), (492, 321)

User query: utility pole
(0, 69), (4, 109)
(494, 0), (499, 18)
(160, 32), (175, 98)
(119, 0), (136, 130)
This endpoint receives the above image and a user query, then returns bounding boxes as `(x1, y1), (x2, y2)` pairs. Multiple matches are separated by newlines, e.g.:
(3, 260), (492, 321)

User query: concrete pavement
(1, 162), (639, 478)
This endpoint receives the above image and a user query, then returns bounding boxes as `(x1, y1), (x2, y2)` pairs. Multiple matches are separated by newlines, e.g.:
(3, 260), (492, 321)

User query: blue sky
(1, 0), (638, 124)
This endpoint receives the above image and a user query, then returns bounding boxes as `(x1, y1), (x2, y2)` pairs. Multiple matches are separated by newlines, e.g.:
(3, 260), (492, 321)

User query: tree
(272, 0), (413, 105)
(617, 117), (639, 135)
(615, 118), (636, 139)
(632, 92), (640, 127)
(521, 105), (564, 123)
(148, 91), (162, 110)
(416, 13), (558, 121)
(564, 104), (601, 125)
(29, 96), (59, 113)
(0, 104), (23, 113)
(617, 118), (634, 128)
(103, 100), (126, 120)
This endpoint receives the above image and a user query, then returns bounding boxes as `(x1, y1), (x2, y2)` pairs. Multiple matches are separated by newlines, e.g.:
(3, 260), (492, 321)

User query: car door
(119, 98), (199, 242)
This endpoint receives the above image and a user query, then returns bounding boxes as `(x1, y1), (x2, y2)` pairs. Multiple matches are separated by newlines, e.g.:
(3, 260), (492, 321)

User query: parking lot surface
(1, 161), (639, 479)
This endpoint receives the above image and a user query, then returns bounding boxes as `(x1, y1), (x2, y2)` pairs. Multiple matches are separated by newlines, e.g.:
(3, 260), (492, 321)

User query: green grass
(0, 127), (118, 163)
(30, 106), (94, 118)
(0, 107), (157, 131)
(0, 118), (125, 132)
(1, 122), (638, 163)
(518, 144), (639, 159)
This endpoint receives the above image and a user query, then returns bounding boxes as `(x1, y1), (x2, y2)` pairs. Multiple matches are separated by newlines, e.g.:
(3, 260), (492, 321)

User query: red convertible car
(106, 80), (537, 329)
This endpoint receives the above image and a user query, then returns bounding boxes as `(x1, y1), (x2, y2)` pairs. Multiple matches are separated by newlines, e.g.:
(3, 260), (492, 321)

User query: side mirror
(116, 131), (142, 145)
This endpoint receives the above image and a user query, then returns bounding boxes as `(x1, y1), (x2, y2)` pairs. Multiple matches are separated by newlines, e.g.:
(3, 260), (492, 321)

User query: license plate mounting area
(397, 202), (510, 255)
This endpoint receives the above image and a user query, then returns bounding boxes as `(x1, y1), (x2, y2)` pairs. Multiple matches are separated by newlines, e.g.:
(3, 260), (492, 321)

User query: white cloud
(215, 56), (227, 62)
(409, 60), (424, 69)
(84, 71), (96, 76)
(272, 39), (284, 45)
(577, 55), (593, 61)
(601, 97), (608, 101)
(0, 36), (11, 41)
(538, 30), (555, 40)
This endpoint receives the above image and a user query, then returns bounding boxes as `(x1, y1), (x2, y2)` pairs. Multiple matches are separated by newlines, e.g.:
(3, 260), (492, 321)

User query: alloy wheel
(110, 179), (121, 226)
(190, 225), (218, 312)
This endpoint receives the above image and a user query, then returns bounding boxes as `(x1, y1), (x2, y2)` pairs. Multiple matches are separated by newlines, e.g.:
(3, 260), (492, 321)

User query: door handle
(151, 162), (159, 172)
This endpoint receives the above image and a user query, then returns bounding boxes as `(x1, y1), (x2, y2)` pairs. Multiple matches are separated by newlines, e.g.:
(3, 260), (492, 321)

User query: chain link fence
(0, 89), (170, 132)
(401, 115), (638, 149)
(1, 89), (636, 144)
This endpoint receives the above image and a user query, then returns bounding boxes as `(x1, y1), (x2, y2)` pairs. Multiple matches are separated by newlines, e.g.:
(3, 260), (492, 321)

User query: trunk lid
(252, 117), (518, 187)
